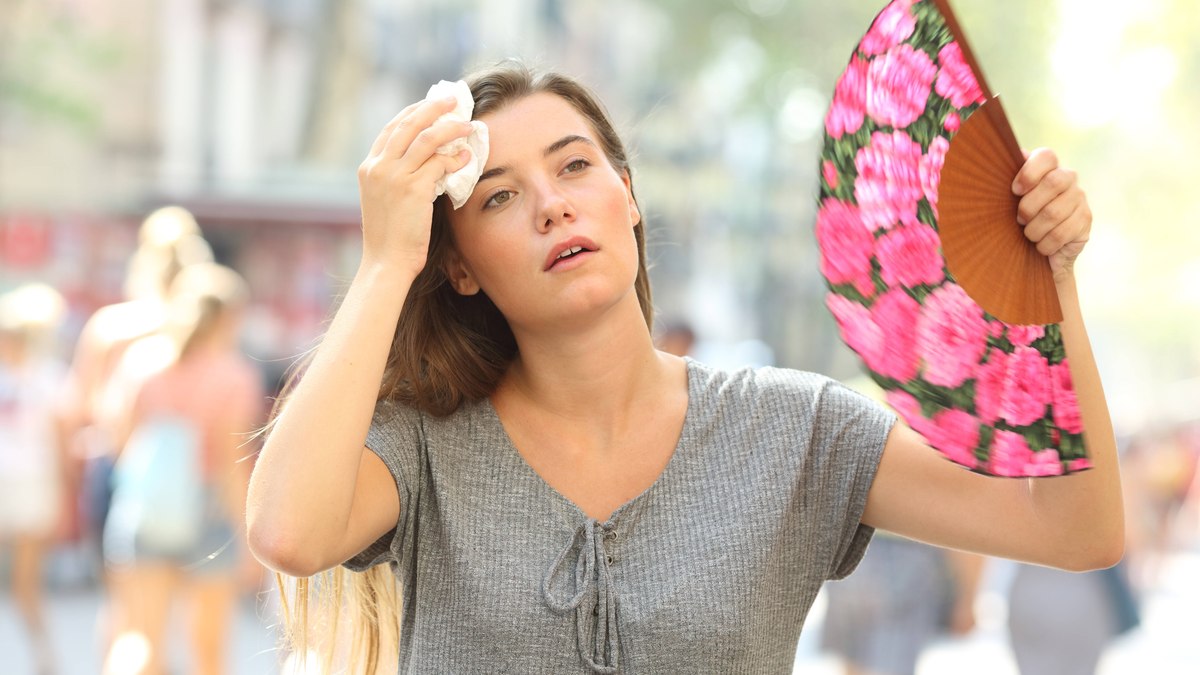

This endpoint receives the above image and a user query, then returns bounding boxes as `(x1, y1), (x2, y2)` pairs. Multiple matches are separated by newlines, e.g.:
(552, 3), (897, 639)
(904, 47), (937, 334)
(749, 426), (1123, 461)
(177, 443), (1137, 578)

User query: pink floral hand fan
(816, 0), (1090, 476)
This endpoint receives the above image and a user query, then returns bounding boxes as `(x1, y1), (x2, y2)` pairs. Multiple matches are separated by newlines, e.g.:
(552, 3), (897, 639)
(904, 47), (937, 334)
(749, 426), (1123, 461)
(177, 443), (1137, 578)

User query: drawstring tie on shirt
(543, 519), (620, 674)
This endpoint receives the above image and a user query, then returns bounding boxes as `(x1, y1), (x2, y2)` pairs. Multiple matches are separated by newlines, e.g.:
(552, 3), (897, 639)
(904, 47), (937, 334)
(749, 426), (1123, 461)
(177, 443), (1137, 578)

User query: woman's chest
(403, 488), (820, 673)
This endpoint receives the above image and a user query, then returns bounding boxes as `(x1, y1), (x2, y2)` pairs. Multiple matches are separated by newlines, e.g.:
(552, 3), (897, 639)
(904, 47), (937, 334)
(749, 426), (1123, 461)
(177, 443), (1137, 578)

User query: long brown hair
(275, 63), (654, 672)
(382, 62), (654, 416)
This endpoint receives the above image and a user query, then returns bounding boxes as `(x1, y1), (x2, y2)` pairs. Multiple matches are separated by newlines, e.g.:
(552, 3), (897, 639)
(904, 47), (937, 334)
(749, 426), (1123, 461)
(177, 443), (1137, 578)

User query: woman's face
(446, 93), (641, 333)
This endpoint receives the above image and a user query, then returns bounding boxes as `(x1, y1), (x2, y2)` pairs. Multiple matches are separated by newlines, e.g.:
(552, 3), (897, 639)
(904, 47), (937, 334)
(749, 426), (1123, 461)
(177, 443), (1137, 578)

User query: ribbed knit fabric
(345, 358), (896, 673)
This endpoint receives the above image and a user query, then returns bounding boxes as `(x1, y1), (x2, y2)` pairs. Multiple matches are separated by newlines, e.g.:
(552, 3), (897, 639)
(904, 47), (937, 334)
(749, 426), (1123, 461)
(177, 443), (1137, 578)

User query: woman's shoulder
(684, 358), (891, 435)
(685, 357), (845, 405)
(368, 394), (483, 435)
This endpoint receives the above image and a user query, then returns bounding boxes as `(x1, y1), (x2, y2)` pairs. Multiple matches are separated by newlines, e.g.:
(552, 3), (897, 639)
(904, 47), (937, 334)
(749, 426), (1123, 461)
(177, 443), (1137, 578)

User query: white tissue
(425, 80), (489, 210)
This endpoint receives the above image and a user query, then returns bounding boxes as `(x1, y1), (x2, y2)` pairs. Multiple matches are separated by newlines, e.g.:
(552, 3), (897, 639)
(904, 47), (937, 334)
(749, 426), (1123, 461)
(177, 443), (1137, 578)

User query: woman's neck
(499, 294), (674, 423)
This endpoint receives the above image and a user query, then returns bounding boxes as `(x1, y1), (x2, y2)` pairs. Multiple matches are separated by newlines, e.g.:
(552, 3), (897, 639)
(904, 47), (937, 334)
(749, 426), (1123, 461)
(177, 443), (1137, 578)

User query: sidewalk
(0, 583), (281, 674)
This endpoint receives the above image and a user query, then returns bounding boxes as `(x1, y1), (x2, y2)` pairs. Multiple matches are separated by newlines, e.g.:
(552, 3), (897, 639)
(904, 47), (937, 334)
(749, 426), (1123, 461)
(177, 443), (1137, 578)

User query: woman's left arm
(861, 148), (1124, 571)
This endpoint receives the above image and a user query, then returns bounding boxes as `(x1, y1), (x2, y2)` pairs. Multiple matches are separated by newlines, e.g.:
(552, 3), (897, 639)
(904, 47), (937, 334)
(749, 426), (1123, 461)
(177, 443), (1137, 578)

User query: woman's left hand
(1012, 148), (1092, 283)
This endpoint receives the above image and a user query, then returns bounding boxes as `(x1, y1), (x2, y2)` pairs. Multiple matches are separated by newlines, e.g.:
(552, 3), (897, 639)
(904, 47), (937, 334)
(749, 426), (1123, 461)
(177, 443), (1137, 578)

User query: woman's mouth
(544, 237), (599, 270)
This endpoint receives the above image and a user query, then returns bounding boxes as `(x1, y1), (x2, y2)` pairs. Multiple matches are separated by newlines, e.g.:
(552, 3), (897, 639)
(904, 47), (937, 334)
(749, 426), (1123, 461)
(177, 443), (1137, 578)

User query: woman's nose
(534, 182), (574, 233)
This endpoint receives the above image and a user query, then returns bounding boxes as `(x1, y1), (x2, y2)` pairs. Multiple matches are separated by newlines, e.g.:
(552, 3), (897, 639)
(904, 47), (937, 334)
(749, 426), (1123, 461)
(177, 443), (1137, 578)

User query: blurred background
(1, 0), (1196, 673)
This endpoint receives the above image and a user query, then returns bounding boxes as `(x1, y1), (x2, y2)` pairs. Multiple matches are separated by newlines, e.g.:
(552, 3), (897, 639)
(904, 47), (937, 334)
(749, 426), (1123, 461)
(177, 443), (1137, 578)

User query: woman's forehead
(479, 93), (598, 156)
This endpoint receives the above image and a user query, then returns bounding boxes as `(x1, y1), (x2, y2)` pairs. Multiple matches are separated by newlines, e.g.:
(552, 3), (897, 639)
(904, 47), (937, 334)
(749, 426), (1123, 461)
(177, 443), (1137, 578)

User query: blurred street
(0, 574), (282, 674)
(3, 541), (1197, 674)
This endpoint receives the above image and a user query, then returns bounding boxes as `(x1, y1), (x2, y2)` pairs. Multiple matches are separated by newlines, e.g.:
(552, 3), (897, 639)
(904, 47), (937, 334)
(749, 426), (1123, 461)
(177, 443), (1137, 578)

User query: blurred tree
(0, 0), (122, 134)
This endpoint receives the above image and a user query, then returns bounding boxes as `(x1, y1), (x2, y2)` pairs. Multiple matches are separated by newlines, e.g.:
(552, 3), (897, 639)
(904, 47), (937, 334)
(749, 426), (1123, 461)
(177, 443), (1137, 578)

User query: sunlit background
(1, 0), (1196, 673)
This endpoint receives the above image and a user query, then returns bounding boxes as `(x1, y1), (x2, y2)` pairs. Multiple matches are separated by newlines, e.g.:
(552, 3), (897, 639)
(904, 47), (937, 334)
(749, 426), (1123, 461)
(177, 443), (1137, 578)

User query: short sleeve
(804, 379), (896, 580)
(342, 399), (424, 572)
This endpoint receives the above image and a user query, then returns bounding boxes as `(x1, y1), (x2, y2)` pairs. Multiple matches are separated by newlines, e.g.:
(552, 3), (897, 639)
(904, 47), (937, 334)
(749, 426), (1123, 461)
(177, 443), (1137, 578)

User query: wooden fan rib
(938, 98), (1062, 324)
(952, 110), (1020, 178)
(941, 147), (1017, 192)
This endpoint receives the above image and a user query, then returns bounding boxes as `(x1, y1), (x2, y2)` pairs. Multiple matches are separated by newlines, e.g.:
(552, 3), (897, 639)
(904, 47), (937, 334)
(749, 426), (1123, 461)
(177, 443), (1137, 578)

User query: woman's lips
(544, 236), (598, 271)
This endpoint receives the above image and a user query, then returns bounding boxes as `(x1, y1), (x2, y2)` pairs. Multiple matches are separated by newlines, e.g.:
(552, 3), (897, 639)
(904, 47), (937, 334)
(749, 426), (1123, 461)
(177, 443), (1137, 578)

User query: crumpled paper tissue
(425, 80), (489, 209)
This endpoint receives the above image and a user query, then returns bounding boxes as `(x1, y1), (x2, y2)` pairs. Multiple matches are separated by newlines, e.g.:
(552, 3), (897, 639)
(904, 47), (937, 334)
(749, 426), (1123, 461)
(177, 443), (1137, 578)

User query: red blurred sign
(0, 215), (52, 268)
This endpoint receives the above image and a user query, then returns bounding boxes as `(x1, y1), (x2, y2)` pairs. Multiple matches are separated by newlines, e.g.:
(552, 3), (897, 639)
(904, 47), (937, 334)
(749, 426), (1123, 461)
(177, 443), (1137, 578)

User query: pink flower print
(866, 44), (937, 129)
(974, 349), (1006, 424)
(887, 388), (941, 441)
(827, 293), (882, 367)
(822, 160), (839, 190)
(1027, 449), (1065, 476)
(988, 320), (1005, 339)
(944, 110), (961, 132)
(876, 223), (945, 289)
(916, 284), (989, 388)
(1006, 325), (1045, 347)
(1000, 345), (1051, 427)
(860, 0), (917, 56)
(935, 42), (986, 108)
(925, 408), (980, 469)
(920, 136), (950, 213)
(868, 289), (921, 381)
(826, 55), (868, 139)
(1050, 361), (1084, 434)
(1069, 458), (1093, 472)
(990, 429), (1034, 477)
(854, 130), (925, 231)
(816, 199), (877, 298)
(886, 389), (923, 422)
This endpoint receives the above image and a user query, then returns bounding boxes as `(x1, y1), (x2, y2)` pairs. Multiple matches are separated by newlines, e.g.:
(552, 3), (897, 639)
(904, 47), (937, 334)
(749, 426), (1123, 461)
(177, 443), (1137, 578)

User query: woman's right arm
(246, 95), (473, 577)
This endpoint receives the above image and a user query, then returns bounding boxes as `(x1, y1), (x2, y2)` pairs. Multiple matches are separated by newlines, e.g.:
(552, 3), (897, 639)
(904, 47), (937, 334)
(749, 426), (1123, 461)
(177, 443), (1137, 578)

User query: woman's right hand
(357, 96), (475, 278)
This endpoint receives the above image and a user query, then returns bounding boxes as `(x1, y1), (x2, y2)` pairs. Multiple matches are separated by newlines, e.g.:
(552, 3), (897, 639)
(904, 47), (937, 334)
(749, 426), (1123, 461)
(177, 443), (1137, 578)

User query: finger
(1016, 167), (1077, 225)
(411, 150), (473, 200)
(1024, 193), (1082, 249)
(380, 96), (463, 161)
(393, 119), (474, 173)
(366, 101), (424, 158)
(1032, 202), (1089, 257)
(1021, 184), (1081, 241)
(1011, 147), (1059, 197)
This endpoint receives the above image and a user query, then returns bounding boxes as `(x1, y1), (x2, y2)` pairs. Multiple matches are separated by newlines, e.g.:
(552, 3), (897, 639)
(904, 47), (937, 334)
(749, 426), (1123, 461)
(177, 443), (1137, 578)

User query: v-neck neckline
(482, 358), (697, 526)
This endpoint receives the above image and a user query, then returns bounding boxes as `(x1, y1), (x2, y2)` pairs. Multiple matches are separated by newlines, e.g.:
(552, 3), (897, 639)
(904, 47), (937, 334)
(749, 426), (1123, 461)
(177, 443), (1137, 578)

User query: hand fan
(815, 0), (1089, 476)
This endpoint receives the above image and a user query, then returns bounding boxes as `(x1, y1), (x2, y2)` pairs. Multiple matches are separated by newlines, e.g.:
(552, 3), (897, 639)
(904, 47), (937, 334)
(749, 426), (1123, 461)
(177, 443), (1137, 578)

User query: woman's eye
(564, 159), (590, 173)
(484, 190), (512, 209)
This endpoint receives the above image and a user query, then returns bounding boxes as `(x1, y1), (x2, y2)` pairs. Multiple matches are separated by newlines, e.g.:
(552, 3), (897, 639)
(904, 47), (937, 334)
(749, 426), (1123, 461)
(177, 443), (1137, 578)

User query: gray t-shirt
(346, 358), (896, 673)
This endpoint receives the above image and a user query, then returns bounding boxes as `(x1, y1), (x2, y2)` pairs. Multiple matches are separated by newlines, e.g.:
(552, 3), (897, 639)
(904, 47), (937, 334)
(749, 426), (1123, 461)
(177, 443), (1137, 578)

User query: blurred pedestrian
(820, 537), (983, 675)
(1006, 560), (1139, 675)
(0, 282), (71, 675)
(61, 206), (212, 657)
(101, 262), (263, 675)
(1122, 424), (1198, 588)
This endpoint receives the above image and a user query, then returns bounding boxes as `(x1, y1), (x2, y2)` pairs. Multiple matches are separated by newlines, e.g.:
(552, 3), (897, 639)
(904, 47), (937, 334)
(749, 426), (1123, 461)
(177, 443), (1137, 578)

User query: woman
(101, 263), (263, 675)
(64, 206), (213, 567)
(0, 283), (70, 675)
(246, 63), (1122, 673)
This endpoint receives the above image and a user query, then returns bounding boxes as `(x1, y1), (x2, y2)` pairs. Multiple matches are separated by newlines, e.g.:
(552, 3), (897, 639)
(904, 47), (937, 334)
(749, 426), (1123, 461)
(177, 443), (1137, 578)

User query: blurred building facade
(1, 0), (874, 383)
(5, 0), (1196, 402)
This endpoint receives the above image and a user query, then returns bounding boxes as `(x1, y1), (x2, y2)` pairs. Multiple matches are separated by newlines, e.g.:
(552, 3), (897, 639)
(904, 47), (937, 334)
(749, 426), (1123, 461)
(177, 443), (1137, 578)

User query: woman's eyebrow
(478, 135), (596, 184)
(544, 134), (595, 156)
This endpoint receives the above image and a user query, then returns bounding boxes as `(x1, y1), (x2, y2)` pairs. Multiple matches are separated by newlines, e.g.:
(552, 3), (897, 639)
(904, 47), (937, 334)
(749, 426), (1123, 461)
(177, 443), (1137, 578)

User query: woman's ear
(621, 170), (641, 227)
(443, 249), (481, 296)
